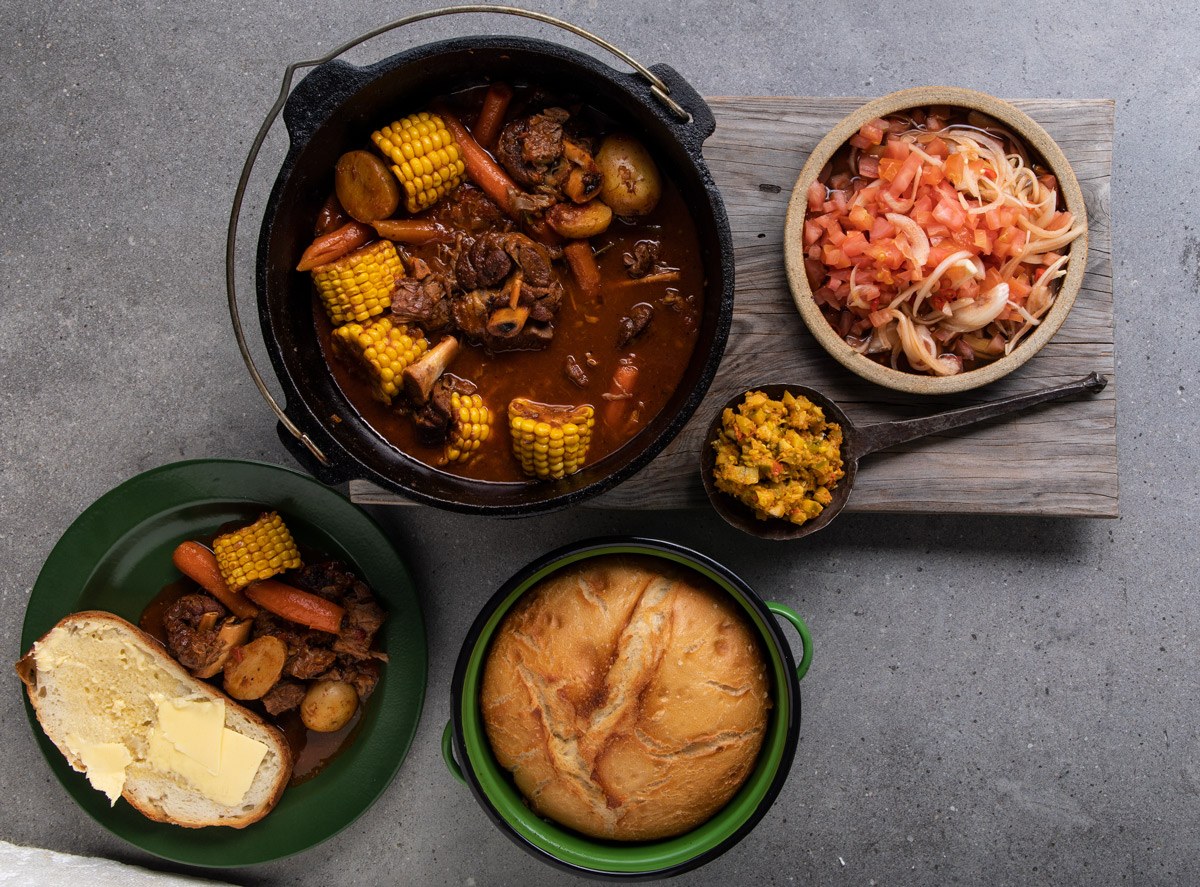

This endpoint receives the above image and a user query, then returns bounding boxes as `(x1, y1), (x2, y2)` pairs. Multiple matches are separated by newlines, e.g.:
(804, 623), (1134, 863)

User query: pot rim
(250, 36), (735, 515)
(449, 537), (802, 879)
(782, 85), (1089, 395)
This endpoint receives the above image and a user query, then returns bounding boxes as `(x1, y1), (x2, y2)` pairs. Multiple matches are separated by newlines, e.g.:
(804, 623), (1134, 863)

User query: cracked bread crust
(480, 556), (771, 841)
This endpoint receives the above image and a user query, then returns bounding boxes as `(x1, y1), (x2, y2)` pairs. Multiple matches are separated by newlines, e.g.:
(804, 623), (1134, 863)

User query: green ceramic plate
(19, 459), (427, 867)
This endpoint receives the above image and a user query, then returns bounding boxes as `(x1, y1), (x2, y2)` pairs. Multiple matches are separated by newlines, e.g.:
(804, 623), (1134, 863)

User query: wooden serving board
(351, 97), (1117, 516)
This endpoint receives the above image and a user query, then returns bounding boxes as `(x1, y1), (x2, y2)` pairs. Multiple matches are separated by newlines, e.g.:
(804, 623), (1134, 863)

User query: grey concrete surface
(1, 1), (1197, 884)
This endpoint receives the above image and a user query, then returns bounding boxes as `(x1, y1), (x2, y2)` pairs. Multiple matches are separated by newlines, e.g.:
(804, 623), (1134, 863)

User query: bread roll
(16, 611), (292, 828)
(481, 556), (770, 841)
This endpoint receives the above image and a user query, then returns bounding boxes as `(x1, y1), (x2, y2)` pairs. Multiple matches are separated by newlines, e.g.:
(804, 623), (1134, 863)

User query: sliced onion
(885, 212), (930, 269)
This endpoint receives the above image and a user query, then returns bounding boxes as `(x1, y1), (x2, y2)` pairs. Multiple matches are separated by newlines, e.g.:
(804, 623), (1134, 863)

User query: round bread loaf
(480, 556), (771, 841)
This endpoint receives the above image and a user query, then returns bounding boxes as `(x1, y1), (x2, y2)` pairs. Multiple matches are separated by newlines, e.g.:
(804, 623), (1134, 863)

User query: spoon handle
(853, 372), (1108, 459)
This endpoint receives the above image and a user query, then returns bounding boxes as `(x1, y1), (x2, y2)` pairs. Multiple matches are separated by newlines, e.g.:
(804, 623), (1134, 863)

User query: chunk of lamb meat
(455, 235), (514, 291)
(496, 108), (601, 204)
(290, 561), (387, 657)
(164, 593), (228, 674)
(390, 274), (452, 330)
(445, 184), (513, 234)
(452, 232), (564, 350)
(319, 658), (382, 700)
(413, 377), (454, 446)
(287, 644), (339, 680)
(624, 240), (662, 278)
(617, 303), (654, 346)
(565, 354), (589, 387)
(332, 580), (388, 660)
(261, 680), (307, 716)
(496, 108), (569, 192)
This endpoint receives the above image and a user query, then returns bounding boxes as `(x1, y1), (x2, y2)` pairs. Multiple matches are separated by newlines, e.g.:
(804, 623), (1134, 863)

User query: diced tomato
(869, 216), (896, 241)
(955, 278), (980, 301)
(926, 136), (950, 158)
(829, 172), (853, 191)
(878, 156), (902, 182)
(888, 153), (924, 198)
(926, 245), (956, 268)
(813, 286), (839, 307)
(841, 230), (869, 257)
(846, 205), (874, 231)
(848, 133), (873, 150)
(944, 259), (978, 286)
(868, 308), (893, 327)
(933, 197), (967, 230)
(885, 139), (912, 160)
(920, 164), (945, 187)
(822, 244), (851, 268)
(865, 240), (904, 269)
(807, 179), (825, 212)
(858, 155), (880, 178)
(943, 153), (966, 185)
(804, 220), (823, 245)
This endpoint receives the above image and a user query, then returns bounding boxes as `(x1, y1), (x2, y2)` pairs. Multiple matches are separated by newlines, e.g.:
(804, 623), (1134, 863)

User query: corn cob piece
(445, 391), (492, 464)
(371, 112), (467, 214)
(508, 398), (595, 480)
(212, 512), (302, 592)
(331, 316), (429, 404)
(312, 239), (404, 326)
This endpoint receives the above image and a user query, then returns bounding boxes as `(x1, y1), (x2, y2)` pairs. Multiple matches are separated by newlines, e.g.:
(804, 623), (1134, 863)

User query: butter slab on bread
(16, 611), (292, 828)
(481, 557), (771, 841)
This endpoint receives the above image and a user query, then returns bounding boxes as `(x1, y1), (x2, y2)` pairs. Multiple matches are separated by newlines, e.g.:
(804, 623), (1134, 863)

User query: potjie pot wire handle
(767, 602), (813, 682)
(226, 5), (691, 465)
(442, 721), (468, 787)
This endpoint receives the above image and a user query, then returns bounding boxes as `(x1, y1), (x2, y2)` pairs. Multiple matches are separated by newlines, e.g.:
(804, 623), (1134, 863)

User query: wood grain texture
(351, 97), (1117, 516)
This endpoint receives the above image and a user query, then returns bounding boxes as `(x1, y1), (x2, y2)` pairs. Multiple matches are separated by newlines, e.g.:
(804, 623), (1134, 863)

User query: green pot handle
(441, 720), (467, 787)
(766, 602), (813, 682)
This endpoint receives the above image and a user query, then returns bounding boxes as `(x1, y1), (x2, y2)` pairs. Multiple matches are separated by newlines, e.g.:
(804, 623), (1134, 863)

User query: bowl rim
(448, 537), (802, 879)
(782, 85), (1089, 394)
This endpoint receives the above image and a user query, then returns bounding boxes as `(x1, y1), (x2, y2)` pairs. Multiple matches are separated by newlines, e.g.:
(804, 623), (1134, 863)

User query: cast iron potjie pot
(241, 16), (735, 515)
(442, 538), (813, 880)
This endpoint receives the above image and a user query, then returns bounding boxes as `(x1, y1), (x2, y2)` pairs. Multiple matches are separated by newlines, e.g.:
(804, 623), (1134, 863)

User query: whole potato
(301, 680), (359, 733)
(596, 134), (662, 216)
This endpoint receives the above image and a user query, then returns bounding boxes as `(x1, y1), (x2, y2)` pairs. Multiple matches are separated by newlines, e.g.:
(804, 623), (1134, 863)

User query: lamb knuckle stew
(302, 84), (705, 483)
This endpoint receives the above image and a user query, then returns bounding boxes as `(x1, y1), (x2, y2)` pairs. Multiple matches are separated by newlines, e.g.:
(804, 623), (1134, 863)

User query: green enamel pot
(442, 537), (812, 880)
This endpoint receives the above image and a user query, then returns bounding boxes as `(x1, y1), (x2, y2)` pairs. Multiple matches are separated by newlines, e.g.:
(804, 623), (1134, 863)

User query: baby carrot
(564, 239), (602, 301)
(472, 82), (514, 149)
(438, 109), (521, 218)
(171, 541), (259, 619)
(245, 579), (345, 635)
(296, 221), (374, 271)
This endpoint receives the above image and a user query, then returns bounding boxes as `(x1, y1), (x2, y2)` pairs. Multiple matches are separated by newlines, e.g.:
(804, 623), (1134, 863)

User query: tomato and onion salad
(803, 107), (1084, 376)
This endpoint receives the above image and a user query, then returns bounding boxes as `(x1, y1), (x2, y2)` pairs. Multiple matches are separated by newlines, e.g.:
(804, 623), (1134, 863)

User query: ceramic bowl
(782, 86), (1088, 394)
